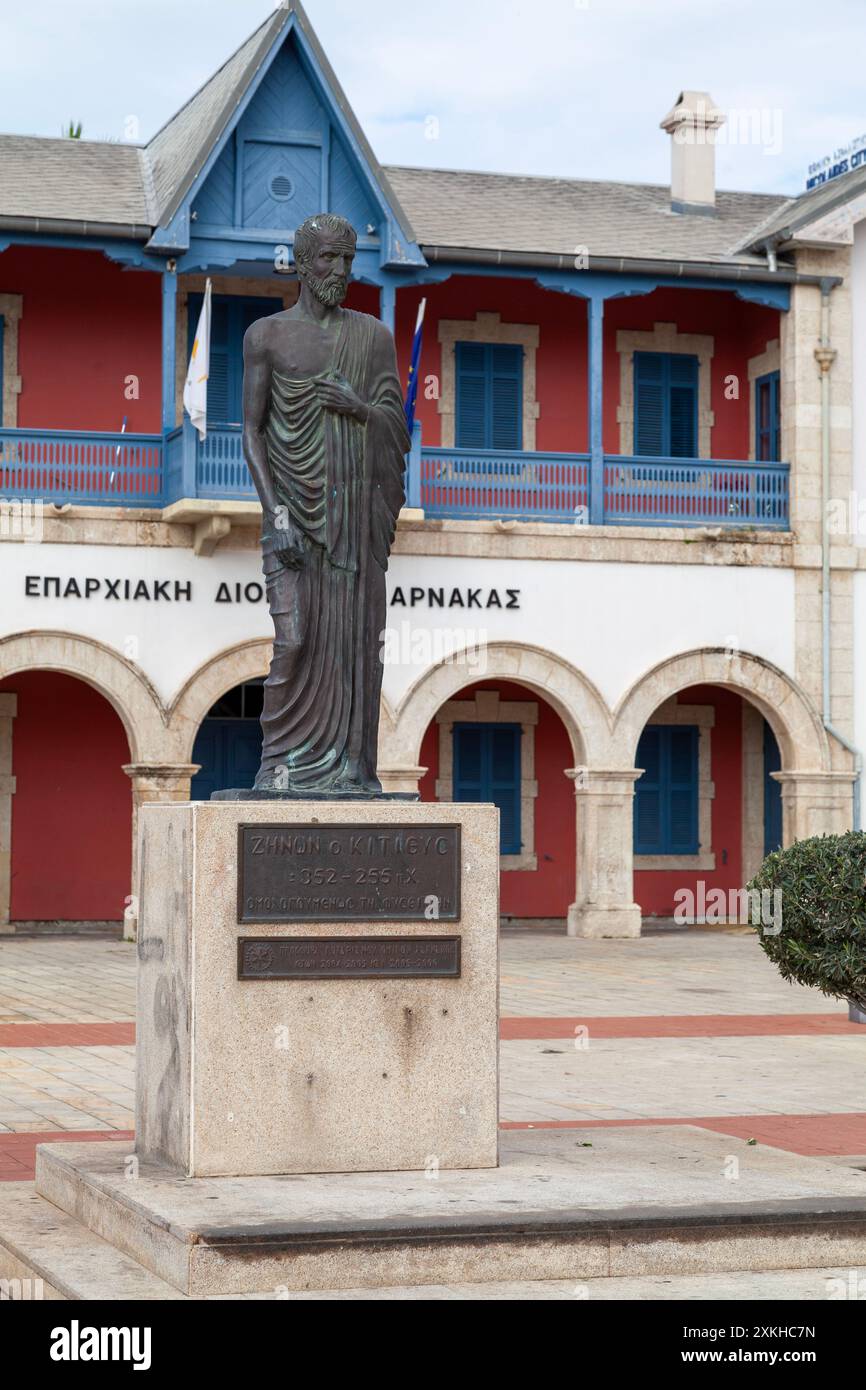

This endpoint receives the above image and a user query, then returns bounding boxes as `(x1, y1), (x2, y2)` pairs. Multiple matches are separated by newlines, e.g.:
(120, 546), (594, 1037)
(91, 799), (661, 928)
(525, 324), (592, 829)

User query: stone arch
(0, 630), (166, 762)
(613, 647), (833, 772)
(168, 638), (273, 761)
(383, 641), (611, 770)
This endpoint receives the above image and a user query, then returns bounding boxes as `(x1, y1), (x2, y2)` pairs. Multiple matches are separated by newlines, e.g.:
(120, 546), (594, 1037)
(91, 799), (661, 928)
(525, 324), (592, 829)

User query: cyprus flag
(183, 277), (212, 440)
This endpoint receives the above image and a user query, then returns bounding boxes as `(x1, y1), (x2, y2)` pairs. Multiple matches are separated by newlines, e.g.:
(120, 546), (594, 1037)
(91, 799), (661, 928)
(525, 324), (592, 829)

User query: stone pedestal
(136, 799), (499, 1178)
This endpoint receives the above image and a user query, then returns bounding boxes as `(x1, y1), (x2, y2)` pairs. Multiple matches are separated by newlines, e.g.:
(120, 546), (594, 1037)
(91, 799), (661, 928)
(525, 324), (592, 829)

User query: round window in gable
(269, 174), (294, 202)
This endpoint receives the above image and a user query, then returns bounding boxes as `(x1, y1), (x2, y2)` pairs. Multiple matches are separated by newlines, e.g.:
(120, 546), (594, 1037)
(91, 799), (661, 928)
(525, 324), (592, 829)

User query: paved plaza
(1, 926), (864, 1298)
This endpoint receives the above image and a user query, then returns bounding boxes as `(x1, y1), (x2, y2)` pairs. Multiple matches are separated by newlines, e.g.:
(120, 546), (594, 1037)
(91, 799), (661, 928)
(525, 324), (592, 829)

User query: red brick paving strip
(0, 1022), (135, 1048)
(499, 1012), (862, 1040)
(1, 1016), (857, 1047)
(501, 1113), (866, 1157)
(0, 1131), (135, 1180)
(3, 1114), (864, 1181)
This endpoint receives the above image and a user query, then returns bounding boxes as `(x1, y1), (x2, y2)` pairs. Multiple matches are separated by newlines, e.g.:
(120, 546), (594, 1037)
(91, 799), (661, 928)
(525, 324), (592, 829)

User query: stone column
(773, 770), (857, 843)
(0, 694), (17, 934)
(378, 764), (428, 795)
(123, 763), (200, 941)
(566, 768), (642, 939)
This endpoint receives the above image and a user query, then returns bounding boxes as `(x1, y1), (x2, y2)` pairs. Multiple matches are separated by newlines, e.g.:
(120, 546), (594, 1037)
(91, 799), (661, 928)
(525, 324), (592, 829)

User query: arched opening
(190, 679), (264, 799)
(417, 678), (576, 925)
(0, 671), (132, 925)
(631, 683), (784, 924)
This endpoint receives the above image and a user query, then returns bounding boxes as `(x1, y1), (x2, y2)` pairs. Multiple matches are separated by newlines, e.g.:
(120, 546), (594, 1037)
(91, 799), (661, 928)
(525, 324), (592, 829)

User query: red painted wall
(633, 685), (743, 917)
(393, 276), (779, 460)
(2, 246), (162, 433)
(419, 679), (575, 919)
(0, 672), (132, 921)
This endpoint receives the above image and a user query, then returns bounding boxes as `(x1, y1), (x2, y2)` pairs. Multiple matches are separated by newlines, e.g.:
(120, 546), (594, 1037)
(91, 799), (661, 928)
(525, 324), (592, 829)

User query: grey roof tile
(384, 165), (788, 266)
(0, 134), (149, 226)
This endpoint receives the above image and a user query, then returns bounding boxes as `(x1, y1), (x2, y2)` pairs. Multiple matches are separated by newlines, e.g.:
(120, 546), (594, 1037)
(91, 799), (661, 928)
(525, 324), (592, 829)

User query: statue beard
(301, 268), (348, 307)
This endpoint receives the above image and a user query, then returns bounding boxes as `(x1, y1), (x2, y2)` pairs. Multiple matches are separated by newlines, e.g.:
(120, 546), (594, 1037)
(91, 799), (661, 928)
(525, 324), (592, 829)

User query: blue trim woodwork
(763, 719), (783, 856)
(161, 268), (177, 434)
(379, 280), (396, 334)
(755, 369), (781, 462)
(634, 725), (699, 855)
(634, 352), (699, 458)
(455, 342), (522, 450)
(453, 722), (522, 855)
(588, 294), (604, 523)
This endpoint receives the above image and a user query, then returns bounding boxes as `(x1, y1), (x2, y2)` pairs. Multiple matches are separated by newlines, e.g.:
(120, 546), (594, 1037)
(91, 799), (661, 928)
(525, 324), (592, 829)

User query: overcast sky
(1, 0), (864, 195)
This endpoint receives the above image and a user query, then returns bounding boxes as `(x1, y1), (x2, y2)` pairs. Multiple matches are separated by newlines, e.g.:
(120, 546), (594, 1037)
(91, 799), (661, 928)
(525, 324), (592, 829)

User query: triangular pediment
(146, 2), (423, 269)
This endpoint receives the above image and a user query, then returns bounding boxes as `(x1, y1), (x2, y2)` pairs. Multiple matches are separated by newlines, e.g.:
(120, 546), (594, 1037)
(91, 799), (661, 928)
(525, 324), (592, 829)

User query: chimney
(660, 91), (726, 214)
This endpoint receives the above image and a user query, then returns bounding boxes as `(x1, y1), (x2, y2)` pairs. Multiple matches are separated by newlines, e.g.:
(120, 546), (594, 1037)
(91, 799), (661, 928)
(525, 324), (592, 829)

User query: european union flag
(404, 297), (426, 432)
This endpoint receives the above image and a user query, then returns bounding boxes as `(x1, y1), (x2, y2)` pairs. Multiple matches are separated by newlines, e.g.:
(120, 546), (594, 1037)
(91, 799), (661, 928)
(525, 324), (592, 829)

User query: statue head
(293, 213), (357, 307)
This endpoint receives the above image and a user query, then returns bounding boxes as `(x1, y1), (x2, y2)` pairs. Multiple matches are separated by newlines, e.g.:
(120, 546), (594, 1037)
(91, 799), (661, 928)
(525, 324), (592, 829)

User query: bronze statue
(234, 213), (410, 798)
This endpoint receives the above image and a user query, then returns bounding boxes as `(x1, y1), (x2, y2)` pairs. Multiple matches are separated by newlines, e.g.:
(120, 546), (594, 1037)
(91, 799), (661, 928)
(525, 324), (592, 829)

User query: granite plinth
(136, 800), (499, 1178)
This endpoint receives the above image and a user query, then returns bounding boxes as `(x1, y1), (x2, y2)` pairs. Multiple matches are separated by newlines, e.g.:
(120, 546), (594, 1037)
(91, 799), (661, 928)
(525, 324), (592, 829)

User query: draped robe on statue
(255, 308), (410, 793)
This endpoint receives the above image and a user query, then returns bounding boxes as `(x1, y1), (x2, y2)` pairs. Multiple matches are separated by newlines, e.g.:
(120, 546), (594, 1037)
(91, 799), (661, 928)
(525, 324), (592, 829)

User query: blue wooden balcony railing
(0, 427), (164, 507)
(0, 422), (791, 530)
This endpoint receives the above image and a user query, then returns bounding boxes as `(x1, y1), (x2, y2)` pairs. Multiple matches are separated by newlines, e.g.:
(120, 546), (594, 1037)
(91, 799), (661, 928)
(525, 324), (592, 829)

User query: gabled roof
(734, 162), (866, 253)
(145, 0), (417, 245)
(0, 5), (813, 274)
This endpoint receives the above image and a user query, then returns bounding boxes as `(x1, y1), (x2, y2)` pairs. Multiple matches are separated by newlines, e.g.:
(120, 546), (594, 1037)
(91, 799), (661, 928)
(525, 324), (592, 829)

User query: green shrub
(748, 831), (866, 1012)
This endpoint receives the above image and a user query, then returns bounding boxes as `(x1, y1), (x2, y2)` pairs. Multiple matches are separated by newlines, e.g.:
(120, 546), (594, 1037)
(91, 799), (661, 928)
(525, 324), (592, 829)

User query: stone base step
(13, 1126), (866, 1297)
(1, 1188), (864, 1302)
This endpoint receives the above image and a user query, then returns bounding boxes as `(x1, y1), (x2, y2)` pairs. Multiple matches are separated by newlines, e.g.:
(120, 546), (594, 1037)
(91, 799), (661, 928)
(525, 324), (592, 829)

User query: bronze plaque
(238, 935), (461, 980)
(237, 823), (461, 923)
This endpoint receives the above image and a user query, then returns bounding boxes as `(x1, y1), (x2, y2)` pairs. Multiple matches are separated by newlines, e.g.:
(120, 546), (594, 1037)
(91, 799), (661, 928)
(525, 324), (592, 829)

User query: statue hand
(264, 511), (305, 570)
(318, 376), (369, 424)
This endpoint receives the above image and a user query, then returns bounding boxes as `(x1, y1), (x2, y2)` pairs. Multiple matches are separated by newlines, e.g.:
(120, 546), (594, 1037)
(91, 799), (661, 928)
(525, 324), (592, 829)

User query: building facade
(0, 3), (859, 938)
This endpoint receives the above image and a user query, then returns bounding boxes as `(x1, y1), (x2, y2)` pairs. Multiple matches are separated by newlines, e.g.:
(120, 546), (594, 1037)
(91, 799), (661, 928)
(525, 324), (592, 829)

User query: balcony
(0, 423), (791, 530)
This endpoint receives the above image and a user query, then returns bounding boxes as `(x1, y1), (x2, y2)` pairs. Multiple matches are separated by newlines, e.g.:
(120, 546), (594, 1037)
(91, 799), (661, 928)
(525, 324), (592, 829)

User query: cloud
(2, 0), (864, 194)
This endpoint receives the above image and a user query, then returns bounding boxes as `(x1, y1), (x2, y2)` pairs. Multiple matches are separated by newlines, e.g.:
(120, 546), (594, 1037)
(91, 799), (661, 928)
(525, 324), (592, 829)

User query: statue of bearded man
(240, 213), (410, 797)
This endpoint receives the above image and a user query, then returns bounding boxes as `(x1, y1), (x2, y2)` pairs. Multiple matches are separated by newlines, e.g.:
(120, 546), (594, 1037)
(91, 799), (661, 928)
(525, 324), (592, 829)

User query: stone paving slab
(501, 1034), (866, 1123)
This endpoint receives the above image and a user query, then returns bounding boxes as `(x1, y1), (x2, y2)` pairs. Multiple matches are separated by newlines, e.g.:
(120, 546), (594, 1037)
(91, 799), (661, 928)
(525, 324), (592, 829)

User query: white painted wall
(852, 219), (866, 545)
(3, 542), (797, 716)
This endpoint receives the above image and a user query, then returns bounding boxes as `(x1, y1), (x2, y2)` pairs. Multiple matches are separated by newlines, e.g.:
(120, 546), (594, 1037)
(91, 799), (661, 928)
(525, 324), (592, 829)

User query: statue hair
(294, 213), (357, 269)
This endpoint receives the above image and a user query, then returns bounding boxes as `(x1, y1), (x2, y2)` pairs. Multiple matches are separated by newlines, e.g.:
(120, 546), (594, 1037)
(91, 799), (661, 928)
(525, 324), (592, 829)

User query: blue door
(452, 722), (522, 854)
(191, 681), (264, 799)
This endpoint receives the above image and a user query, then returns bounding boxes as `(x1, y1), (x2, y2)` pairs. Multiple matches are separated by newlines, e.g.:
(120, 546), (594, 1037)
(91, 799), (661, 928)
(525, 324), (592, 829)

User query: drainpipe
(817, 279), (862, 829)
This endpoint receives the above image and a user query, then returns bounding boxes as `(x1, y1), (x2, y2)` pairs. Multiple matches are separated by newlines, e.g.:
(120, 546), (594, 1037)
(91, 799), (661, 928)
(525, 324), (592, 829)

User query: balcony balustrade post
(588, 293), (605, 524)
(161, 265), (178, 435)
(181, 417), (198, 499)
(406, 421), (422, 509)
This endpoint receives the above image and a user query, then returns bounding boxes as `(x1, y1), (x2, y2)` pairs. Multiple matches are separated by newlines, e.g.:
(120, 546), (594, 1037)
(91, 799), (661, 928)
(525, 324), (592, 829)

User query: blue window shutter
(763, 719), (782, 855)
(756, 370), (781, 461)
(634, 352), (698, 457)
(455, 342), (522, 449)
(634, 353), (665, 456)
(634, 725), (699, 854)
(188, 295), (280, 425)
(667, 726), (699, 853)
(453, 722), (522, 854)
(634, 726), (663, 853)
(669, 355), (698, 457)
(455, 343), (487, 447)
(490, 344), (522, 450)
